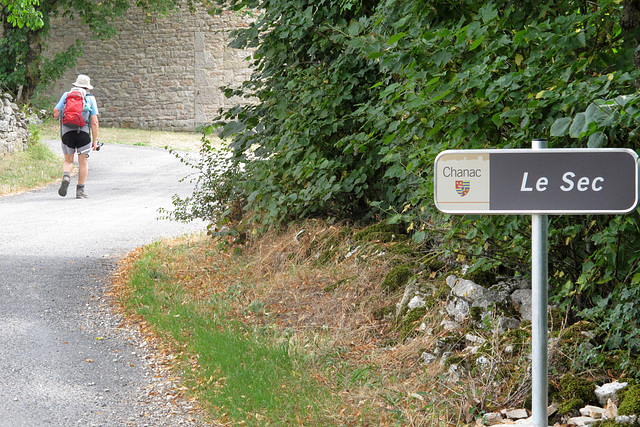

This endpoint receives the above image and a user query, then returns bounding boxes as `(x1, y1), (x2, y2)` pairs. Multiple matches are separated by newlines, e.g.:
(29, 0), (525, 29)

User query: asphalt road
(0, 141), (206, 426)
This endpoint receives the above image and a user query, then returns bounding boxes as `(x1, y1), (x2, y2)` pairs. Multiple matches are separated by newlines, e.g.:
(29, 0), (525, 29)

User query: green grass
(0, 125), (61, 195)
(122, 244), (331, 426)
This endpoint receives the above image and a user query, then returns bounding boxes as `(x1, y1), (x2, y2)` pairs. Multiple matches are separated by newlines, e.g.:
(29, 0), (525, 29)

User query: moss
(388, 242), (417, 255)
(596, 352), (640, 379)
(427, 260), (446, 272)
(372, 305), (396, 321)
(444, 355), (465, 368)
(597, 352), (625, 376)
(559, 374), (596, 405)
(403, 306), (427, 324)
(339, 227), (353, 239)
(354, 222), (407, 243)
(421, 293), (440, 310)
(494, 299), (518, 318)
(551, 321), (598, 374)
(396, 307), (427, 340)
(470, 306), (484, 323)
(476, 342), (493, 356)
(524, 395), (532, 410)
(436, 333), (466, 353)
(558, 398), (585, 416)
(381, 264), (413, 293)
(463, 269), (496, 287)
(314, 248), (337, 267)
(548, 307), (565, 332)
(561, 320), (596, 342)
(619, 384), (640, 415)
(501, 328), (531, 353)
(548, 382), (561, 406)
(592, 421), (619, 427)
(323, 275), (357, 293)
(434, 284), (450, 301)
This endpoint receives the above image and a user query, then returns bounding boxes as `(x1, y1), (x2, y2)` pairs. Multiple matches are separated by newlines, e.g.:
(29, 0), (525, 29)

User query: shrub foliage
(176, 0), (640, 373)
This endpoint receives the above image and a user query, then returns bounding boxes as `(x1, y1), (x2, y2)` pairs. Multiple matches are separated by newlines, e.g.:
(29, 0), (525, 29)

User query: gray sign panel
(434, 148), (639, 214)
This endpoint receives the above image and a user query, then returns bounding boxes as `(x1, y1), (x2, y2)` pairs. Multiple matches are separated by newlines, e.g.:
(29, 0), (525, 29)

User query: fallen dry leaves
(109, 220), (476, 426)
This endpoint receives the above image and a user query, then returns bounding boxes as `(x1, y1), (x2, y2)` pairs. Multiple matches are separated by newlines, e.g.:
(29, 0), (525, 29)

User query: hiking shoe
(58, 179), (70, 197)
(76, 187), (88, 199)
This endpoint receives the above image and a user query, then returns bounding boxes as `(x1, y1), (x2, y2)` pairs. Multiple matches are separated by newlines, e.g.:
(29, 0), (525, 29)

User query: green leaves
(550, 86), (640, 148)
(386, 32), (407, 45)
(569, 112), (587, 138)
(202, 0), (640, 369)
(550, 118), (572, 137)
(1, 0), (43, 29)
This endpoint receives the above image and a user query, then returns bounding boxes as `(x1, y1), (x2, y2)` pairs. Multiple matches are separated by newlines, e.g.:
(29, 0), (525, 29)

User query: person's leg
(63, 153), (74, 175)
(58, 143), (74, 197)
(77, 152), (88, 185)
(76, 152), (89, 198)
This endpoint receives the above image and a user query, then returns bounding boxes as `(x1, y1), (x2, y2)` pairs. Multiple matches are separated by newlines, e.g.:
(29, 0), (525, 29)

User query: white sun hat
(73, 74), (93, 90)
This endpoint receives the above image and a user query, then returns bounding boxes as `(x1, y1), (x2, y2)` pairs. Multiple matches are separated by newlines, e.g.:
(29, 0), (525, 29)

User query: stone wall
(45, 7), (254, 131)
(0, 94), (29, 156)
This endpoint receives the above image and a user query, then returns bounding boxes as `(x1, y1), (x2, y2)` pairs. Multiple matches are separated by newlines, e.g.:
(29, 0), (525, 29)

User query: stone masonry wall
(45, 6), (254, 131)
(0, 94), (29, 156)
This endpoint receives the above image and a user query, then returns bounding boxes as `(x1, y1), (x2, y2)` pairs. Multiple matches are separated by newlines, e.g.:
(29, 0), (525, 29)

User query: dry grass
(39, 119), (224, 151)
(0, 134), (60, 196)
(113, 220), (497, 426)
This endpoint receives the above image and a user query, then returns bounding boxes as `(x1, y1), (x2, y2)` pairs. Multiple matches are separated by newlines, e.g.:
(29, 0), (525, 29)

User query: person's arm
(53, 93), (67, 119)
(86, 95), (99, 148)
(91, 115), (99, 149)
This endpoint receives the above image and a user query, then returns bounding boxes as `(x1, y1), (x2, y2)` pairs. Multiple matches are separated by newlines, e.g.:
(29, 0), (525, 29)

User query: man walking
(53, 74), (100, 198)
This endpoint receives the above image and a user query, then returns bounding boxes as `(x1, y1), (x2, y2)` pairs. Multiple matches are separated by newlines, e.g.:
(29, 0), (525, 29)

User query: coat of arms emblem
(456, 180), (470, 197)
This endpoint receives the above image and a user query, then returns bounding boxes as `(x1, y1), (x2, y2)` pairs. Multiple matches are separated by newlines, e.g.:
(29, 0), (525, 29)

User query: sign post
(530, 139), (549, 427)
(434, 143), (639, 426)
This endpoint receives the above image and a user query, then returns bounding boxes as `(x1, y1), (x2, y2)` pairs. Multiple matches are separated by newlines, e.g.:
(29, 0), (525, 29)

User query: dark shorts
(62, 131), (91, 154)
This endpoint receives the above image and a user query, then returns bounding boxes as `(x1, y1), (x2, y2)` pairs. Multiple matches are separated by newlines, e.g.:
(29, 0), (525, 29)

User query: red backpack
(61, 90), (88, 128)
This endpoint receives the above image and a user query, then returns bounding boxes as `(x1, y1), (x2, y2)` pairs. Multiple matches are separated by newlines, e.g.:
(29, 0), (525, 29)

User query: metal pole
(531, 139), (549, 427)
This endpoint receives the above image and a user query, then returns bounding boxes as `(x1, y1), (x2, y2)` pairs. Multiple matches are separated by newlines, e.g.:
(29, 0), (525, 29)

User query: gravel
(0, 141), (216, 426)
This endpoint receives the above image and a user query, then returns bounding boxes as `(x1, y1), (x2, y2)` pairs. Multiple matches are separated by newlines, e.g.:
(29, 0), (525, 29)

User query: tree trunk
(622, 0), (640, 71)
(23, 29), (43, 101)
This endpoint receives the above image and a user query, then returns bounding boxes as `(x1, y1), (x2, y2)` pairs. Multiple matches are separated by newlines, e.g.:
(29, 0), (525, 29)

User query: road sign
(434, 148), (639, 214)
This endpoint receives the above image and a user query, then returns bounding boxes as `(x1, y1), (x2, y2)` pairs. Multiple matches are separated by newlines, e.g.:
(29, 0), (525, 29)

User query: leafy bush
(161, 133), (248, 235)
(200, 0), (640, 370)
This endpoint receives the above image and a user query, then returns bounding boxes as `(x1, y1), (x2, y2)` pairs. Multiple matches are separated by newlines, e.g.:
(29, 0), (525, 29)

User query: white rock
(446, 298), (470, 322)
(595, 380), (627, 405)
(580, 405), (604, 419)
(445, 275), (459, 288)
(476, 356), (490, 367)
(441, 319), (462, 331)
(510, 289), (533, 321)
(482, 412), (503, 426)
(408, 295), (426, 309)
(504, 408), (528, 420)
(452, 279), (487, 300)
(566, 416), (598, 426)
(616, 414), (638, 424)
(465, 333), (486, 345)
(604, 398), (618, 419)
(420, 352), (437, 364)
